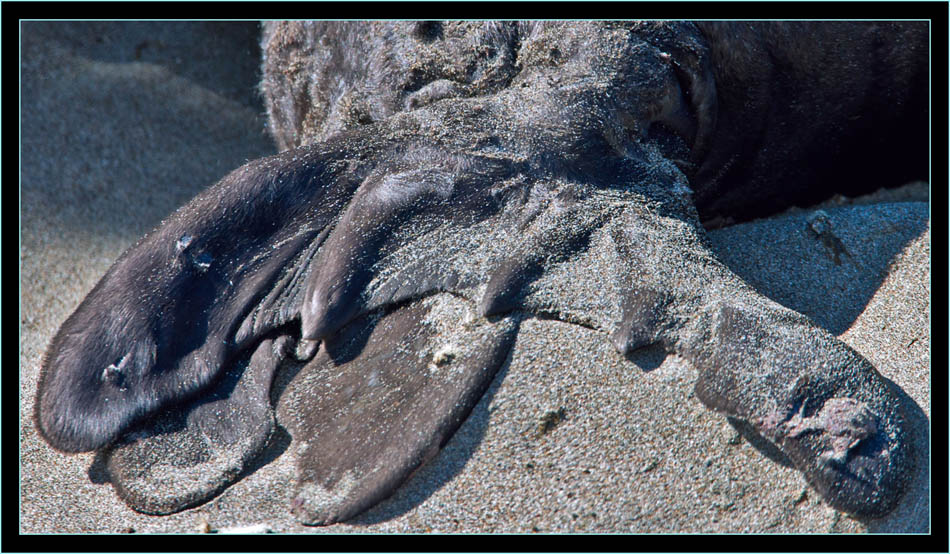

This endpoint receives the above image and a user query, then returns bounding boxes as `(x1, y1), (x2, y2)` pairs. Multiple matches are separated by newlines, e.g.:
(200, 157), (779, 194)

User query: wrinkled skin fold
(36, 21), (925, 524)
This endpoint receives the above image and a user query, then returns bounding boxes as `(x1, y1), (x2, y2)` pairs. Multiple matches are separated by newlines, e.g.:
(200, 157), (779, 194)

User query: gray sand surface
(19, 22), (930, 534)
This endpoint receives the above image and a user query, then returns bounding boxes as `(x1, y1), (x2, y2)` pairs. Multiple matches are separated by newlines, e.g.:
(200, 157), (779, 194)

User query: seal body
(261, 21), (927, 223)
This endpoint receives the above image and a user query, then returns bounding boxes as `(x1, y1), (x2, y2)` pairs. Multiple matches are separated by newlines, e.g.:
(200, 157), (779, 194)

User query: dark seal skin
(35, 21), (926, 524)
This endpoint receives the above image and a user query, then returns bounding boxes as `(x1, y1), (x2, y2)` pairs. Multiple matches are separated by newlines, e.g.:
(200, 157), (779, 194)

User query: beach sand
(19, 22), (930, 534)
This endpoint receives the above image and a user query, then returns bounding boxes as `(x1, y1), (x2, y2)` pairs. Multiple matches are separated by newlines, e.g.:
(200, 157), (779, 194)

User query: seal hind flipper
(299, 146), (513, 342)
(689, 302), (911, 518)
(104, 336), (291, 515)
(279, 293), (519, 525)
(608, 205), (912, 518)
(34, 140), (373, 454)
(33, 21), (924, 526)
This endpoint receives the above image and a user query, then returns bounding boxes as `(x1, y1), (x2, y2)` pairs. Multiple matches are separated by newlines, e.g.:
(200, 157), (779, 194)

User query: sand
(19, 22), (930, 534)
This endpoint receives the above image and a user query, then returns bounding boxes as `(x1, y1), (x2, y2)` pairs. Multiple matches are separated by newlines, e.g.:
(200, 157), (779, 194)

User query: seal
(35, 21), (926, 524)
